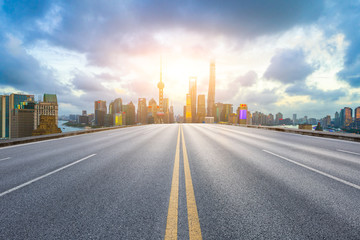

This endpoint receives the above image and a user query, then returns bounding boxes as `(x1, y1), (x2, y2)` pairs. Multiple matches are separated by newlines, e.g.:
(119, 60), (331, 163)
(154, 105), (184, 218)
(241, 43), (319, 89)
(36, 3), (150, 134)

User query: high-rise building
(157, 59), (165, 123)
(94, 100), (107, 126)
(197, 95), (206, 123)
(1, 94), (35, 138)
(137, 98), (147, 124)
(334, 111), (340, 128)
(109, 102), (114, 115)
(169, 105), (175, 123)
(186, 94), (192, 123)
(163, 97), (170, 123)
(355, 107), (360, 121)
(113, 98), (122, 114)
(214, 102), (224, 122)
(207, 60), (216, 118)
(238, 104), (247, 124)
(11, 99), (36, 138)
(35, 94), (58, 130)
(275, 112), (283, 125)
(124, 102), (136, 125)
(340, 107), (352, 127)
(293, 114), (297, 125)
(0, 95), (10, 138)
(221, 104), (233, 122)
(268, 113), (274, 125)
(189, 77), (197, 123)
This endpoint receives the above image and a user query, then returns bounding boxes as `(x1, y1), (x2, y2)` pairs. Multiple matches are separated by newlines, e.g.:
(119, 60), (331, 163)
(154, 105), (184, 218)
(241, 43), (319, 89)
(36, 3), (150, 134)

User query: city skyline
(1, 1), (360, 118)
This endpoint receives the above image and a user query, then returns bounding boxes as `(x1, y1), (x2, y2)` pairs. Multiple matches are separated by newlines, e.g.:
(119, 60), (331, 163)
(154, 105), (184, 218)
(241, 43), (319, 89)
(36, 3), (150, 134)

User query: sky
(0, 0), (360, 119)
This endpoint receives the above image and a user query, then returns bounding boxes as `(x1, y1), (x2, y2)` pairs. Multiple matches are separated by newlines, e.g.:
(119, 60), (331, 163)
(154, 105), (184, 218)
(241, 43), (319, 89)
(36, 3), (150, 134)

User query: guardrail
(0, 125), (137, 148)
(230, 124), (360, 142)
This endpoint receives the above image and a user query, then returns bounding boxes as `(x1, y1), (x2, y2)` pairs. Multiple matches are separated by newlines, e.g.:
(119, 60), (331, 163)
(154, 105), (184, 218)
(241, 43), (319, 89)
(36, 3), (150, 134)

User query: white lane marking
(0, 154), (96, 197)
(337, 149), (360, 156)
(262, 150), (360, 191)
(0, 157), (11, 162)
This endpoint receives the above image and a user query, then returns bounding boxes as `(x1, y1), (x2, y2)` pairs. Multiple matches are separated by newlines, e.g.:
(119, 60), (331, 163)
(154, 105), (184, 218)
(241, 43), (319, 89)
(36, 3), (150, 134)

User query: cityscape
(1, 58), (359, 139)
(1, 1), (360, 239)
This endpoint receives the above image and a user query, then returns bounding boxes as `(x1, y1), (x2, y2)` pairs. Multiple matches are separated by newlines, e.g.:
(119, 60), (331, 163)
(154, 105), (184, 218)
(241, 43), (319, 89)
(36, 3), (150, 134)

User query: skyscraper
(340, 107), (353, 127)
(157, 58), (165, 123)
(113, 98), (122, 114)
(186, 94), (192, 123)
(293, 114), (297, 125)
(238, 104), (247, 124)
(207, 60), (215, 117)
(0, 95), (10, 138)
(197, 94), (206, 123)
(125, 102), (135, 125)
(275, 112), (283, 125)
(137, 98), (147, 124)
(94, 100), (107, 126)
(355, 107), (360, 121)
(189, 77), (197, 123)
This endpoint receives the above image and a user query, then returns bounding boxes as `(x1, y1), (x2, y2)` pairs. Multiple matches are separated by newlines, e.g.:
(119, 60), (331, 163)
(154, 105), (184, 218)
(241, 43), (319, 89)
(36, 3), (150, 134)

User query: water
(58, 120), (84, 133)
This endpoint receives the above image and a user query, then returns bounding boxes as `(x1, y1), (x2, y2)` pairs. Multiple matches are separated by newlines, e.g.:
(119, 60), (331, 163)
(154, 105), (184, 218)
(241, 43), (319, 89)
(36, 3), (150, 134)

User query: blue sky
(0, 0), (359, 118)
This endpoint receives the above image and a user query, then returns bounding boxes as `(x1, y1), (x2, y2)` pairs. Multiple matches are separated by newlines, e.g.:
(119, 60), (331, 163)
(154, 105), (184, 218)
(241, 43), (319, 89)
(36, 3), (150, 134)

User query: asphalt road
(0, 124), (360, 239)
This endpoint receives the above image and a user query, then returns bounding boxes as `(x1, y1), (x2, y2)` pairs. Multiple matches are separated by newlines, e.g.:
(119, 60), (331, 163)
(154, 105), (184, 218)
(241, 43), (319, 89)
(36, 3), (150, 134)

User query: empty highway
(0, 124), (360, 239)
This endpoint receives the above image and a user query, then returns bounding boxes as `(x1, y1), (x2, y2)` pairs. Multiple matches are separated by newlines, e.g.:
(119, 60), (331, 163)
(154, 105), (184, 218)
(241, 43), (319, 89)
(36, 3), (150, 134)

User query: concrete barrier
(230, 124), (360, 142)
(0, 125), (137, 148)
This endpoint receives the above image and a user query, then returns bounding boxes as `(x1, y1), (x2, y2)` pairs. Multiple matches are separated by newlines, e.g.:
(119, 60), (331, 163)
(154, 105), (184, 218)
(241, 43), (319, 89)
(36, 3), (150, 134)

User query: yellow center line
(164, 125), (181, 240)
(181, 125), (203, 240)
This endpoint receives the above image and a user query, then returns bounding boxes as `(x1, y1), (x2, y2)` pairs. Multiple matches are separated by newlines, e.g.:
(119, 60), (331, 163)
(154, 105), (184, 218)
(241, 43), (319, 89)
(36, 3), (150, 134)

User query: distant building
(1, 93), (35, 138)
(11, 100), (36, 138)
(124, 102), (135, 125)
(279, 118), (292, 125)
(186, 94), (192, 123)
(35, 94), (58, 130)
(0, 95), (10, 138)
(275, 112), (283, 125)
(355, 107), (360, 121)
(267, 113), (274, 126)
(137, 98), (147, 124)
(32, 115), (62, 136)
(340, 107), (352, 127)
(293, 114), (297, 125)
(197, 95), (206, 123)
(205, 117), (214, 123)
(169, 105), (175, 123)
(214, 102), (223, 122)
(221, 104), (233, 122)
(334, 111), (340, 128)
(94, 100), (107, 126)
(237, 104), (248, 125)
(189, 77), (197, 123)
(207, 60), (216, 118)
(229, 113), (237, 124)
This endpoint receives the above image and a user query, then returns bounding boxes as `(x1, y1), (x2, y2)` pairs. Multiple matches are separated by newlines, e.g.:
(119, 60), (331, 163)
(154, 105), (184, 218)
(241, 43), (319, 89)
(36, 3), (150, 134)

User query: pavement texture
(0, 124), (359, 239)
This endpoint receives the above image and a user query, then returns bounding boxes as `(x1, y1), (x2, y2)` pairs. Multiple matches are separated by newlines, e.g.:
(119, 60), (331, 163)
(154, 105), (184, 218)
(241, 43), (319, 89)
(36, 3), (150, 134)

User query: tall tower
(207, 60), (216, 117)
(157, 57), (165, 123)
(189, 77), (197, 123)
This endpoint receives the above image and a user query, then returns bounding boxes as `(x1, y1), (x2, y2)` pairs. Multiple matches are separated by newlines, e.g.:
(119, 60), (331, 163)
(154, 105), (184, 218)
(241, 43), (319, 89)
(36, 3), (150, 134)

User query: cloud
(263, 48), (316, 83)
(236, 71), (257, 87)
(216, 71), (258, 102)
(0, 33), (65, 94)
(286, 84), (346, 101)
(1, 1), (325, 66)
